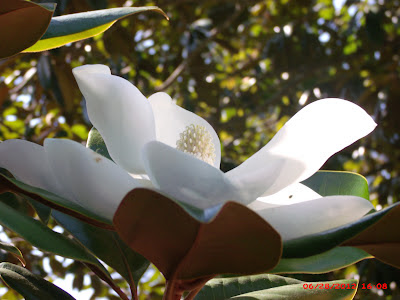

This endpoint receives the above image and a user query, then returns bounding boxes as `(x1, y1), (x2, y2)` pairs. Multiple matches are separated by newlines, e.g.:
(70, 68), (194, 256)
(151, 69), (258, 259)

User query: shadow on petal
(113, 188), (282, 280)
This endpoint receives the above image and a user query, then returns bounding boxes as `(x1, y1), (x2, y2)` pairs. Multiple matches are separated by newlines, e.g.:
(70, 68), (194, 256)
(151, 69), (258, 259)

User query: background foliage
(0, 0), (399, 299)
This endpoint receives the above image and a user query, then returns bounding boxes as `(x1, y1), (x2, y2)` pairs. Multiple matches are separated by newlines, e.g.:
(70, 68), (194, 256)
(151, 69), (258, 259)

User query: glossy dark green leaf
(0, 241), (25, 266)
(86, 127), (112, 160)
(283, 203), (397, 258)
(271, 247), (372, 274)
(25, 6), (168, 52)
(195, 275), (357, 300)
(0, 201), (110, 278)
(53, 211), (149, 284)
(302, 171), (369, 200)
(0, 262), (75, 300)
(343, 202), (400, 269)
(0, 1), (55, 58)
(25, 196), (51, 224)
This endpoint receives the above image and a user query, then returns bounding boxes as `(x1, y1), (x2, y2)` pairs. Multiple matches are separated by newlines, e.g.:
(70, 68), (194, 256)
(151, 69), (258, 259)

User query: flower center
(176, 124), (216, 165)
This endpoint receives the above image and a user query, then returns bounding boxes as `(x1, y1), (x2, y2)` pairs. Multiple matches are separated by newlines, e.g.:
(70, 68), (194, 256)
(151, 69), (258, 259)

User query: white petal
(142, 141), (239, 209)
(73, 64), (156, 174)
(0, 139), (70, 199)
(44, 139), (141, 220)
(248, 183), (321, 211)
(252, 195), (374, 241)
(227, 98), (376, 203)
(148, 92), (221, 168)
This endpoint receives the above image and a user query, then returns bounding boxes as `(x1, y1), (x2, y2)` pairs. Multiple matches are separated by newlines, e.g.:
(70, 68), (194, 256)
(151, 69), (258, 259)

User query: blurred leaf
(71, 124), (88, 140)
(53, 210), (149, 284)
(0, 262), (75, 300)
(0, 1), (55, 58)
(24, 6), (168, 52)
(114, 188), (282, 280)
(195, 275), (357, 300)
(302, 171), (369, 200)
(271, 247), (372, 274)
(0, 200), (110, 279)
(0, 241), (25, 266)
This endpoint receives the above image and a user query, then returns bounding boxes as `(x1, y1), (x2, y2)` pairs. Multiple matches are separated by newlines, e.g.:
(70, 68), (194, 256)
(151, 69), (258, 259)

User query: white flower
(0, 64), (377, 241)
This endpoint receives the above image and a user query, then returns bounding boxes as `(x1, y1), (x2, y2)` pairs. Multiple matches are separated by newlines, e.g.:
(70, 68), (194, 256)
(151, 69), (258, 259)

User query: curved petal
(0, 139), (70, 200)
(248, 183), (322, 211)
(44, 139), (141, 220)
(252, 195), (374, 241)
(226, 98), (376, 203)
(142, 141), (239, 209)
(148, 92), (221, 168)
(73, 64), (156, 174)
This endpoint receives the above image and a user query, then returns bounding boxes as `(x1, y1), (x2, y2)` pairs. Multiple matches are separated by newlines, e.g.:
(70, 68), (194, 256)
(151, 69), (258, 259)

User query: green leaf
(0, 201), (110, 279)
(0, 241), (25, 266)
(0, 262), (75, 300)
(0, 173), (112, 228)
(53, 210), (149, 284)
(25, 196), (51, 224)
(283, 203), (397, 258)
(195, 275), (301, 299)
(0, 1), (55, 58)
(86, 127), (112, 160)
(302, 171), (369, 200)
(343, 203), (400, 269)
(271, 247), (372, 274)
(24, 6), (168, 52)
(114, 189), (282, 281)
(195, 275), (357, 300)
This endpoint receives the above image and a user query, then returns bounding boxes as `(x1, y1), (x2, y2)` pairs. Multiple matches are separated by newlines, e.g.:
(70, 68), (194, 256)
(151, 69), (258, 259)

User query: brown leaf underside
(343, 204), (400, 268)
(113, 188), (282, 281)
(0, 1), (54, 58)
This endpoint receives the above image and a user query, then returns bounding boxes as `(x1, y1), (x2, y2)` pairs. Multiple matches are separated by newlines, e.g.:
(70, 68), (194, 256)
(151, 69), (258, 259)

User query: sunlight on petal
(142, 141), (238, 209)
(253, 195), (374, 241)
(226, 98), (376, 204)
(73, 64), (156, 174)
(45, 139), (141, 220)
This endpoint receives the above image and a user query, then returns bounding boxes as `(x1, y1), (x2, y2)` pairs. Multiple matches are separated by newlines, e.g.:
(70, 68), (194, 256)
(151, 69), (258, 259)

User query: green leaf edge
(230, 279), (357, 300)
(302, 170), (370, 200)
(0, 262), (75, 300)
(0, 201), (110, 279)
(24, 6), (168, 52)
(271, 246), (372, 274)
(195, 274), (357, 300)
(0, 241), (26, 266)
(283, 203), (399, 258)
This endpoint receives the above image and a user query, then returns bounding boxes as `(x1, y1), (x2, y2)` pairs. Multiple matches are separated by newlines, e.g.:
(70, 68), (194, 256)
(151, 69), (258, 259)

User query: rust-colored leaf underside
(343, 204), (400, 269)
(0, 0), (54, 58)
(113, 188), (282, 280)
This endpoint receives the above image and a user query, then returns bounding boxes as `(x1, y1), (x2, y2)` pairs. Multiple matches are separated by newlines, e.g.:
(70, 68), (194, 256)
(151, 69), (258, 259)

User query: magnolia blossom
(0, 64), (376, 241)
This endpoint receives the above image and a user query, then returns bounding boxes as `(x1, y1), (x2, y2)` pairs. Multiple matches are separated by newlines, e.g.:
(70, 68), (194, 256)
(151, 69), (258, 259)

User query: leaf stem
(183, 286), (202, 300)
(112, 234), (138, 300)
(163, 278), (183, 300)
(85, 263), (129, 300)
